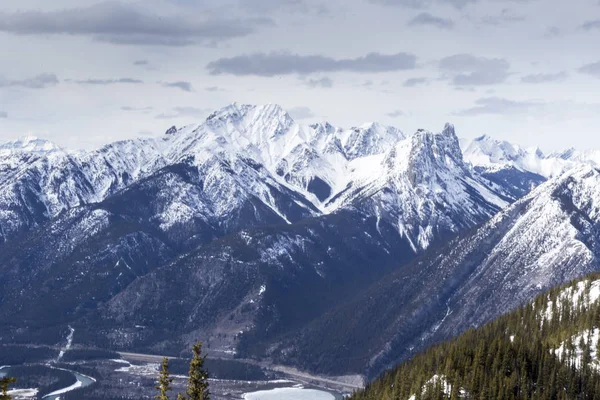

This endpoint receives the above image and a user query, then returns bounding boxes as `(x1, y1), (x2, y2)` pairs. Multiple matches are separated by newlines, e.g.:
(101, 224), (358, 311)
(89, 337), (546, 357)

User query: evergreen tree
(180, 342), (210, 400)
(0, 377), (17, 400)
(156, 357), (173, 400)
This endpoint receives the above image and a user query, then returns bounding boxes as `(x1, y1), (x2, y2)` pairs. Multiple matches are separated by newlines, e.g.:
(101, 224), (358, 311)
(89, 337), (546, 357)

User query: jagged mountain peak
(327, 124), (508, 251)
(339, 121), (405, 160)
(393, 124), (465, 175)
(310, 121), (338, 133)
(205, 103), (295, 138)
(164, 126), (178, 135)
(442, 122), (456, 136)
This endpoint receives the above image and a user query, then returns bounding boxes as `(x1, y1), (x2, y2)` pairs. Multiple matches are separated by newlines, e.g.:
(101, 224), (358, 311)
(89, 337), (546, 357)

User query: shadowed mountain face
(0, 104), (562, 376)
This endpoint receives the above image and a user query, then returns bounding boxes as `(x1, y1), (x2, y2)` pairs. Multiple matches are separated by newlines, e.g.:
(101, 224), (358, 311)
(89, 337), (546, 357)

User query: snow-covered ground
(407, 374), (468, 400)
(554, 328), (600, 370)
(43, 379), (84, 399)
(7, 388), (39, 399)
(115, 360), (161, 377)
(56, 326), (74, 363)
(543, 279), (600, 322)
(243, 386), (335, 400)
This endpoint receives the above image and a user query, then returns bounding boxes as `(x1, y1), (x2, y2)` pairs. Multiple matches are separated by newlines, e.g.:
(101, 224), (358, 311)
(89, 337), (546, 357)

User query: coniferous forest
(351, 272), (600, 400)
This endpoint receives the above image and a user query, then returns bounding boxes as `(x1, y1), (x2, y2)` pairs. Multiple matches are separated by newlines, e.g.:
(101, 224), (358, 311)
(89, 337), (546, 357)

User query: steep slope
(0, 155), (322, 343)
(281, 166), (600, 376)
(351, 273), (600, 400)
(82, 209), (415, 356)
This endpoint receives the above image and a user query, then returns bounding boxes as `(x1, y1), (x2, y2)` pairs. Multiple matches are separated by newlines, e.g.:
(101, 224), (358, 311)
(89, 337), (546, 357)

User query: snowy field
(243, 387), (336, 400)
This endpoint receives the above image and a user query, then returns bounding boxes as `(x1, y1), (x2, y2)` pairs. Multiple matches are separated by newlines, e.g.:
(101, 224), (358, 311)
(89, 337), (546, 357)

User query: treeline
(351, 272), (600, 400)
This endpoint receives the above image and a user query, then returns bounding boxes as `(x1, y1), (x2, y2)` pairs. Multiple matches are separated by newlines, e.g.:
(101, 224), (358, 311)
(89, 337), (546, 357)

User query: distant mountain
(0, 136), (61, 154)
(282, 165), (600, 377)
(351, 272), (600, 399)
(462, 134), (600, 178)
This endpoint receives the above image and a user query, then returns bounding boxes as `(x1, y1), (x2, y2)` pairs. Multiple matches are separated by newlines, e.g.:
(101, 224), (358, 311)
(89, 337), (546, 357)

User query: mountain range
(2, 103), (600, 380)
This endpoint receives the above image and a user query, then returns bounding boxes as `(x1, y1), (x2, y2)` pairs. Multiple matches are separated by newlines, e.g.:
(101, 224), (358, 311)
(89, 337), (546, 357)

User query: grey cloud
(457, 97), (600, 118)
(75, 78), (143, 85)
(162, 81), (193, 92)
(482, 9), (526, 25)
(456, 97), (543, 116)
(205, 86), (225, 92)
(305, 77), (334, 88)
(439, 54), (510, 86)
(207, 51), (417, 76)
(156, 106), (210, 119)
(0, 73), (59, 89)
(239, 0), (330, 16)
(403, 77), (429, 86)
(370, 0), (476, 9)
(582, 20), (600, 31)
(138, 131), (154, 136)
(408, 13), (454, 29)
(545, 26), (561, 38)
(521, 72), (567, 84)
(0, 2), (273, 46)
(133, 60), (149, 66)
(444, 0), (477, 8)
(579, 61), (600, 78)
(386, 109), (406, 117)
(0, 111), (7, 118)
(369, 0), (428, 8)
(121, 106), (153, 112)
(288, 106), (316, 119)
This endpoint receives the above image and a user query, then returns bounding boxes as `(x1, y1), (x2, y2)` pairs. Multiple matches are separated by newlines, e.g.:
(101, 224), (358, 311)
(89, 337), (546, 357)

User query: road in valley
(117, 351), (363, 391)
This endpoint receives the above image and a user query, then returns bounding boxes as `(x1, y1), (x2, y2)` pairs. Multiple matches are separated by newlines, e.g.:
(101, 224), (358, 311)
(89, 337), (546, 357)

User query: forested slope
(352, 272), (600, 399)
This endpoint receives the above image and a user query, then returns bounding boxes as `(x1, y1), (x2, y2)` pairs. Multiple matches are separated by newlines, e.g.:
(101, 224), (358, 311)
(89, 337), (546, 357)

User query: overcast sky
(1, 0), (600, 151)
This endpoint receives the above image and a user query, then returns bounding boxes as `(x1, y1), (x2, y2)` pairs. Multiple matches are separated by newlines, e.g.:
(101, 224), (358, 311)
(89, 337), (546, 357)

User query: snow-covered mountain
(0, 136), (62, 155)
(0, 103), (508, 251)
(285, 165), (600, 377)
(329, 124), (509, 250)
(0, 103), (517, 365)
(462, 134), (600, 178)
(0, 136), (165, 243)
(3, 103), (600, 379)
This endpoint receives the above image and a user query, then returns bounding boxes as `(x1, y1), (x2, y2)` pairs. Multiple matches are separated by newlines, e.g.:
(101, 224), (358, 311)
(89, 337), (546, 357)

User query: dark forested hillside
(351, 272), (600, 400)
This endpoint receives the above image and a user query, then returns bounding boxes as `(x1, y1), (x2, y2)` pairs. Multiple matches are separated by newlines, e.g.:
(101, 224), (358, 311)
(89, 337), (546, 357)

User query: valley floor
(117, 351), (356, 399)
